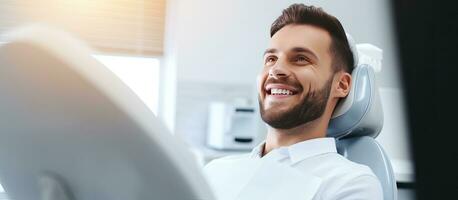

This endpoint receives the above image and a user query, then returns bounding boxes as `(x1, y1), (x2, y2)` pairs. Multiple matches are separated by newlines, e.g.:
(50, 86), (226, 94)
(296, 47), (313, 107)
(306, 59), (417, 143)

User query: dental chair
(327, 38), (398, 200)
(0, 26), (215, 200)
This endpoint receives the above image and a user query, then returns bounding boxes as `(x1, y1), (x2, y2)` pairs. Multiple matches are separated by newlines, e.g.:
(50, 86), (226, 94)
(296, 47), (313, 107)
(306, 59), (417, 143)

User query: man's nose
(268, 62), (290, 79)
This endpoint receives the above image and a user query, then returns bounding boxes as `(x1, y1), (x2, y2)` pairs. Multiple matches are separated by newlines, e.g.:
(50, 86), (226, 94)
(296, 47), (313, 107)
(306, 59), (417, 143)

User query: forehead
(269, 24), (332, 59)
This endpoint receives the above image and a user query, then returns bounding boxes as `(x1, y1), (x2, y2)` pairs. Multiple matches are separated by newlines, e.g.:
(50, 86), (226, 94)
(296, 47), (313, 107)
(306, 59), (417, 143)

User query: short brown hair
(271, 4), (354, 73)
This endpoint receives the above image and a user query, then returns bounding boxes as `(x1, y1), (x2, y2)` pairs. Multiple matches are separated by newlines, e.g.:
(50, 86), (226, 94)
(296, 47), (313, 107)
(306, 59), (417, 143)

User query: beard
(259, 76), (333, 129)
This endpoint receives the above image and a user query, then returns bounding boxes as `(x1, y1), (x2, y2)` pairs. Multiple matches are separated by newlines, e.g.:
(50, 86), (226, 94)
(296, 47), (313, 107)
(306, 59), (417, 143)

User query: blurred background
(0, 0), (416, 200)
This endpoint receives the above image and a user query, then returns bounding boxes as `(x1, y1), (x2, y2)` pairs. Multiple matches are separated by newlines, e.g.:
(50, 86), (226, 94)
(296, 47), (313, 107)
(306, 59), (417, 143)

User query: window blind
(0, 0), (165, 56)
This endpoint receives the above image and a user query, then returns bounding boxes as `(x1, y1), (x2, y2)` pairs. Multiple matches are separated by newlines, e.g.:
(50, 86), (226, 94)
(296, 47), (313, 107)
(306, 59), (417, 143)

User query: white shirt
(204, 137), (383, 200)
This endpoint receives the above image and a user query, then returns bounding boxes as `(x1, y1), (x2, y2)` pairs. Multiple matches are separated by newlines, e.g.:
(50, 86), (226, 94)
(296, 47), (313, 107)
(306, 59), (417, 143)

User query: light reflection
(93, 54), (160, 115)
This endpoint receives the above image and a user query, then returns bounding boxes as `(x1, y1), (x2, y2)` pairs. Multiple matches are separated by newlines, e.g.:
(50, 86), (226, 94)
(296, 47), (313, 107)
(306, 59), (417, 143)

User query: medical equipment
(206, 101), (258, 150)
(0, 25), (214, 200)
(328, 35), (397, 200)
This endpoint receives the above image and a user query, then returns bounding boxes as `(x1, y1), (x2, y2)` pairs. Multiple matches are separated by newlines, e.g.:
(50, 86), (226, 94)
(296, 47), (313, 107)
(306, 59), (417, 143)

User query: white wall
(166, 0), (401, 87)
(162, 0), (413, 182)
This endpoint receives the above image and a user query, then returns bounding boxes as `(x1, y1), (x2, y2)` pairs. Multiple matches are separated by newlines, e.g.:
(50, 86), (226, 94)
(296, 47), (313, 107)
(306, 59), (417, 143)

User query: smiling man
(205, 4), (383, 200)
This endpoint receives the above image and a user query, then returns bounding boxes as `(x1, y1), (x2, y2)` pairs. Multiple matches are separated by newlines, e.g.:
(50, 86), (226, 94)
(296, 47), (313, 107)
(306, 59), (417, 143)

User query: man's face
(258, 24), (335, 129)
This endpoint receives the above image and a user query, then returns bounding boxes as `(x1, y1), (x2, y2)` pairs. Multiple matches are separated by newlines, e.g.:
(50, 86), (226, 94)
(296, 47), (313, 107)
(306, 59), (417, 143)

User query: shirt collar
(250, 141), (265, 158)
(250, 137), (337, 164)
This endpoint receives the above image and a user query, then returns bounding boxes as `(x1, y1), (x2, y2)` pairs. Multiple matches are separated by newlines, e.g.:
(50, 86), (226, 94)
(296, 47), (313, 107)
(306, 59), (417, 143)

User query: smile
(269, 88), (294, 95)
(265, 84), (299, 96)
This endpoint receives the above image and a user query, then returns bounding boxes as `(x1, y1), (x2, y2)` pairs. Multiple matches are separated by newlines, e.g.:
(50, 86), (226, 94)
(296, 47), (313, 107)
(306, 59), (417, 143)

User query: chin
(260, 107), (295, 128)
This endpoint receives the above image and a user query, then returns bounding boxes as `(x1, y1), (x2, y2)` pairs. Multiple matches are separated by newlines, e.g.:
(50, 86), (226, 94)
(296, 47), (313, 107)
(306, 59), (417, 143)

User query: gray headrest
(327, 35), (383, 139)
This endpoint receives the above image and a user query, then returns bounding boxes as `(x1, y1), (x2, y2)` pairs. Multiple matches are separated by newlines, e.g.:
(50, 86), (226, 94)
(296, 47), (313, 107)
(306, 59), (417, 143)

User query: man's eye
(294, 56), (309, 63)
(265, 56), (277, 64)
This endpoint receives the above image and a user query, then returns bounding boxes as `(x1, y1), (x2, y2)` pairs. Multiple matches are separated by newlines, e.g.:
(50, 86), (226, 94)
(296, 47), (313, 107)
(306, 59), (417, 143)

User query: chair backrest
(327, 37), (398, 200)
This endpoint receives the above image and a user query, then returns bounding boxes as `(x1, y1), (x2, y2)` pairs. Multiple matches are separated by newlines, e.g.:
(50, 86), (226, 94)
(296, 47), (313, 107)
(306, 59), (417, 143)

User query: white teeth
(270, 88), (293, 95)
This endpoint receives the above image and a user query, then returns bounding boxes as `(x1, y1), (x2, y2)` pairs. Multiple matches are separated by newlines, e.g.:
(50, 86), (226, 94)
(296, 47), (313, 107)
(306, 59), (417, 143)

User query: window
(93, 54), (160, 115)
(0, 1), (166, 56)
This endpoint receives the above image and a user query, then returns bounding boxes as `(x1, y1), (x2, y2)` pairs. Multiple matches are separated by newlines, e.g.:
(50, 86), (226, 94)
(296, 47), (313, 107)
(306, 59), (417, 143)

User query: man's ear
(334, 72), (351, 98)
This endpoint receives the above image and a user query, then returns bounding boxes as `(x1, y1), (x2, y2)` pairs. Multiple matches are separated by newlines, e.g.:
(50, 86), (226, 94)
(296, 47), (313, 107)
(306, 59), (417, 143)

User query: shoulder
(332, 155), (383, 199)
(331, 154), (376, 177)
(326, 174), (383, 200)
(304, 153), (383, 200)
(301, 153), (377, 179)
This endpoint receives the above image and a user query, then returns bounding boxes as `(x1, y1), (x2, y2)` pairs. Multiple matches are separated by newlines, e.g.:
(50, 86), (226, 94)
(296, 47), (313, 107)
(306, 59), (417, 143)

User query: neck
(262, 115), (331, 157)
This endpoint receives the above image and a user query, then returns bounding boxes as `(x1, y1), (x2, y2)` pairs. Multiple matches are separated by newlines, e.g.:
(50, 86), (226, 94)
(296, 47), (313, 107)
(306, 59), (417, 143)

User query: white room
(2, 0), (450, 199)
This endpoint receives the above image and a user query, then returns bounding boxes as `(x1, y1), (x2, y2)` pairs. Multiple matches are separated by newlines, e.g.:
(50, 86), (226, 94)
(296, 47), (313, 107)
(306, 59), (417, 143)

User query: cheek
(295, 70), (320, 95)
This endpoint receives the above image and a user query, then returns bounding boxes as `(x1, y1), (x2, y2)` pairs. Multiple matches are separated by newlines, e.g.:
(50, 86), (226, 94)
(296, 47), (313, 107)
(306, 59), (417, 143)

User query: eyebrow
(263, 48), (278, 55)
(291, 47), (318, 60)
(264, 47), (318, 60)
